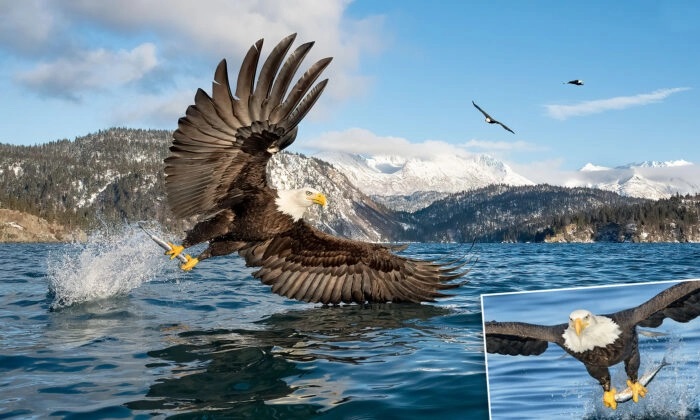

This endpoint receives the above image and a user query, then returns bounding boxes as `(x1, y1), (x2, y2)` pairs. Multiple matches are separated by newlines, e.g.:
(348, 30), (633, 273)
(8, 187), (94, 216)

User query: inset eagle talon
(626, 380), (647, 403)
(603, 388), (617, 410)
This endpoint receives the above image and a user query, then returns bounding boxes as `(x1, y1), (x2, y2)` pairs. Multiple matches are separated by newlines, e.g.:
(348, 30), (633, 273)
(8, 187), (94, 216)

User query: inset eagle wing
(237, 222), (468, 304)
(165, 34), (332, 218)
(614, 280), (700, 328)
(484, 321), (567, 356)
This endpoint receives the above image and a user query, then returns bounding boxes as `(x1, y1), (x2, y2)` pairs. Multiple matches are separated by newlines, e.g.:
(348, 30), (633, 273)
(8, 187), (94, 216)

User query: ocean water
(1, 225), (700, 419)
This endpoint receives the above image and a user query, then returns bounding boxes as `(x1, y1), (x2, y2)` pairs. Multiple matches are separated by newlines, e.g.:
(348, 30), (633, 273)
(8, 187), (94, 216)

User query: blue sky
(1, 1), (698, 182)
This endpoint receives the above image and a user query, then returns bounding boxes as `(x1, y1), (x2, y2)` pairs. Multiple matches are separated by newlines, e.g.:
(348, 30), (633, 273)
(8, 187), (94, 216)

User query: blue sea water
(1, 225), (700, 419)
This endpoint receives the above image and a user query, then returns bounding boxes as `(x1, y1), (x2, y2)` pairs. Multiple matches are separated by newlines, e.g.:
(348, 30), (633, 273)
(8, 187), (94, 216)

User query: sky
(1, 1), (699, 184)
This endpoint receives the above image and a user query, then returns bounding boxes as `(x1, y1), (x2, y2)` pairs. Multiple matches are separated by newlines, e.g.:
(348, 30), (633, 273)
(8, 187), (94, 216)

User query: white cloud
(463, 139), (544, 153)
(58, 0), (385, 103)
(508, 158), (571, 185)
(301, 127), (475, 159)
(18, 43), (158, 101)
(110, 89), (195, 128)
(545, 87), (691, 120)
(3, 0), (384, 124)
(0, 0), (57, 54)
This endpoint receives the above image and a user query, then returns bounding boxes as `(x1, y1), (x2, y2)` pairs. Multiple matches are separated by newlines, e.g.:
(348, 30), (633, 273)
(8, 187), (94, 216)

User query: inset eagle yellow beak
(574, 318), (584, 336)
(310, 192), (327, 207)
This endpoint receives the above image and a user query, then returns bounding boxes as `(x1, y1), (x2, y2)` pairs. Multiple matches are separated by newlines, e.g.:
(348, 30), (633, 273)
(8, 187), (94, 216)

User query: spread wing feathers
(236, 223), (467, 304)
(472, 101), (491, 118)
(164, 33), (332, 218)
(497, 121), (515, 134)
(615, 280), (700, 328)
(484, 321), (567, 356)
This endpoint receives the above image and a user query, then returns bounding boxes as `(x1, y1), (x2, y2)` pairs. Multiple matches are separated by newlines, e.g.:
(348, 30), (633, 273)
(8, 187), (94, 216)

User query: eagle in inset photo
(471, 101), (515, 134)
(484, 280), (700, 410)
(152, 34), (469, 305)
(564, 79), (584, 86)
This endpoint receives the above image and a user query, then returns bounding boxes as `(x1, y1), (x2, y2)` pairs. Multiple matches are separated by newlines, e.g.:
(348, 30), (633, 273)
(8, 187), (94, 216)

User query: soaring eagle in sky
(160, 34), (467, 305)
(484, 280), (700, 410)
(471, 101), (515, 134)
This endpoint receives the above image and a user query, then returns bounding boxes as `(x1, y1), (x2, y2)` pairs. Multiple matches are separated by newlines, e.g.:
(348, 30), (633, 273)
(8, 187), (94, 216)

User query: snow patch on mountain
(314, 151), (534, 197)
(566, 160), (700, 200)
(580, 163), (611, 172)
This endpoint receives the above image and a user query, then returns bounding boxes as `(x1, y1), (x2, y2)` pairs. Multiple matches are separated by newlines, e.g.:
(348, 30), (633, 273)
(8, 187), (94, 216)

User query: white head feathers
(562, 309), (621, 353)
(275, 187), (327, 221)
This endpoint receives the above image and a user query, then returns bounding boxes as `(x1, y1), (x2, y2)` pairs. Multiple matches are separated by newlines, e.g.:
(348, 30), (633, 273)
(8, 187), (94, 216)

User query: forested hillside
(1, 128), (699, 243)
(398, 184), (700, 243)
(0, 128), (172, 230)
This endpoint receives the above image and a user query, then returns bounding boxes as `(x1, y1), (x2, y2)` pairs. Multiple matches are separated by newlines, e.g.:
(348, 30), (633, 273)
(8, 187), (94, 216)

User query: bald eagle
(565, 79), (584, 86)
(160, 33), (467, 305)
(471, 101), (515, 134)
(484, 280), (700, 410)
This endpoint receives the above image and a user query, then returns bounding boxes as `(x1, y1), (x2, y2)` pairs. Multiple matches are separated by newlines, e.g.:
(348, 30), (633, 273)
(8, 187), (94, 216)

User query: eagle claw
(603, 388), (617, 410)
(626, 380), (647, 403)
(166, 243), (184, 260)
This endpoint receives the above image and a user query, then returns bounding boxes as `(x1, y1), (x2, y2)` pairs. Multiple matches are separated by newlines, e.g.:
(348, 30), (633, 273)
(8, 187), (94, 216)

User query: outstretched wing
(165, 34), (333, 218)
(611, 280), (700, 328)
(484, 321), (567, 356)
(472, 100), (491, 119)
(497, 121), (515, 134)
(236, 221), (469, 304)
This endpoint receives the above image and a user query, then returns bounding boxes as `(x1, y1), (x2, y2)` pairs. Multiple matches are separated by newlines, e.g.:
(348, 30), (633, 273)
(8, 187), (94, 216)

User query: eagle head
(275, 187), (327, 221)
(562, 309), (621, 353)
(569, 309), (594, 336)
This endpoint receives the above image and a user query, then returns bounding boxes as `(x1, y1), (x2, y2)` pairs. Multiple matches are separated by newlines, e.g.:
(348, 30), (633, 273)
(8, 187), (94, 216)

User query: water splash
(580, 334), (700, 419)
(46, 222), (173, 310)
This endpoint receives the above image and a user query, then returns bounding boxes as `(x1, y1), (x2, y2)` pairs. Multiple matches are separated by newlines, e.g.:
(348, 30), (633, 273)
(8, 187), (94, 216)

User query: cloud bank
(301, 128), (539, 160)
(18, 44), (158, 101)
(545, 87), (691, 120)
(4, 0), (384, 109)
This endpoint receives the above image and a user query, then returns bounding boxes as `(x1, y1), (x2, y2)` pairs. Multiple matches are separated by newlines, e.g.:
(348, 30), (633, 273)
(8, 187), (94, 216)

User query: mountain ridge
(1, 127), (699, 243)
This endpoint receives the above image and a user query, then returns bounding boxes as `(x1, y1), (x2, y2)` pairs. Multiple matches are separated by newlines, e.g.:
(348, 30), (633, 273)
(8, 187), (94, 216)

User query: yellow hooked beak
(310, 192), (327, 207)
(574, 318), (585, 336)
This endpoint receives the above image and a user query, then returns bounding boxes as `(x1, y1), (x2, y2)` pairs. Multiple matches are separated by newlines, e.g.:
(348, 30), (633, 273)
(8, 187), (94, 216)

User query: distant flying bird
(471, 101), (515, 134)
(484, 280), (700, 410)
(565, 79), (584, 86)
(154, 33), (468, 305)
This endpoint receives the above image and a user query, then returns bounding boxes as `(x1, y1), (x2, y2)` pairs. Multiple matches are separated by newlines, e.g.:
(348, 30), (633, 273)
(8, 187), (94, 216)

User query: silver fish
(138, 222), (188, 264)
(615, 359), (669, 403)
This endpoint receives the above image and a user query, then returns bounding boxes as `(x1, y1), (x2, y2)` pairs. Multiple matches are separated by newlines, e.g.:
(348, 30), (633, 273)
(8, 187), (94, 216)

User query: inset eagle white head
(275, 187), (327, 221)
(562, 309), (621, 353)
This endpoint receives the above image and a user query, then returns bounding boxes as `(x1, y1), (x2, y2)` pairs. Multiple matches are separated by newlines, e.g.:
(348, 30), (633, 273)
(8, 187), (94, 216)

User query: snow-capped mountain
(568, 160), (700, 200)
(618, 160), (693, 169)
(314, 151), (534, 197)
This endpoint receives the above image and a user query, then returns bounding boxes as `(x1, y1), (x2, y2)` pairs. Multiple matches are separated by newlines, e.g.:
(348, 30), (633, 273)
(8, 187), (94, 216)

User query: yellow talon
(180, 255), (199, 271)
(627, 380), (647, 403)
(166, 243), (184, 260)
(603, 388), (617, 410)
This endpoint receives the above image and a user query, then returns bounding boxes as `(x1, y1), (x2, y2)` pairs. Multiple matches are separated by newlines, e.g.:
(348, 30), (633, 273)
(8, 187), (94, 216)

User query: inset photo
(482, 280), (700, 419)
